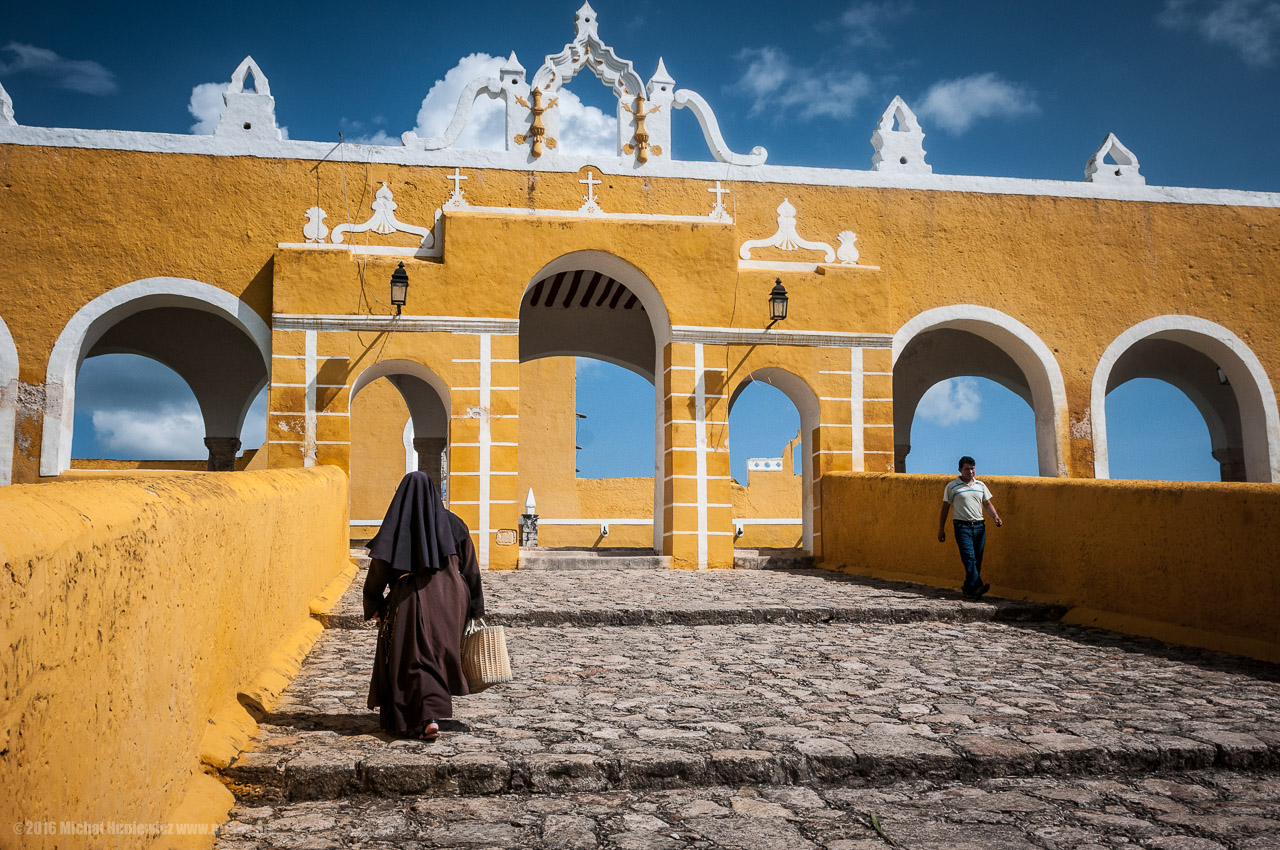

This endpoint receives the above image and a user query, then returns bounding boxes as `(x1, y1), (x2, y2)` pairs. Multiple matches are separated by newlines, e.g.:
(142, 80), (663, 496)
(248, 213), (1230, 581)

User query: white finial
(1085, 133), (1144, 185)
(871, 96), (930, 174)
(575, 2), (599, 36)
(650, 57), (675, 86)
(501, 51), (525, 75)
(525, 488), (537, 514)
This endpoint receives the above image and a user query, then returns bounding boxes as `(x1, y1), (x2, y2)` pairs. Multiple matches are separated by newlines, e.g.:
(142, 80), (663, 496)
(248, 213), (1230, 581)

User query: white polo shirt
(944, 477), (991, 522)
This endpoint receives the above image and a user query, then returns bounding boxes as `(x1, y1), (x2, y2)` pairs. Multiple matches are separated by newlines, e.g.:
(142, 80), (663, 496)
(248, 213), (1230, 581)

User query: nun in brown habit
(363, 471), (484, 740)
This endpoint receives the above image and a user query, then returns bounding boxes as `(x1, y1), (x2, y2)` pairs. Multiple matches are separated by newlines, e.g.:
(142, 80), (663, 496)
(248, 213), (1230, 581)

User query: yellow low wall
(820, 472), (1280, 662)
(0, 468), (350, 848)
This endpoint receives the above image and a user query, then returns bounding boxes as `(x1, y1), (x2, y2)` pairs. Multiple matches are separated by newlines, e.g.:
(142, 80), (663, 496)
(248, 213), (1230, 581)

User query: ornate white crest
(331, 184), (435, 248)
(740, 200), (835, 263)
(303, 207), (328, 243)
(443, 168), (470, 210)
(1085, 133), (1144, 185)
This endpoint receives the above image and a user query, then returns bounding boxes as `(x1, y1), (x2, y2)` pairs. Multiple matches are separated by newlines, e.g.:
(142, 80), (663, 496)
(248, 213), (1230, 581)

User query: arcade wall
(0, 468), (351, 845)
(820, 472), (1280, 662)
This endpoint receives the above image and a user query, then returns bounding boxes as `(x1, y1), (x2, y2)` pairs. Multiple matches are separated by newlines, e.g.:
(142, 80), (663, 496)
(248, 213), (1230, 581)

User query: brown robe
(363, 475), (485, 733)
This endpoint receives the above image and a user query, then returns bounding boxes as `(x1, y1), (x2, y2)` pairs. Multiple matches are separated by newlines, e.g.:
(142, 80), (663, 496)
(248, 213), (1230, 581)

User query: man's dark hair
(958, 456), (976, 469)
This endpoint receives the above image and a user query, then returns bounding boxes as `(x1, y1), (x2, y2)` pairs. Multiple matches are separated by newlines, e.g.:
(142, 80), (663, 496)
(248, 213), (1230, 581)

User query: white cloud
(0, 43), (116, 94)
(1159, 0), (1280, 66)
(407, 52), (616, 155)
(187, 81), (226, 134)
(91, 406), (206, 459)
(731, 46), (870, 121)
(917, 378), (982, 427)
(917, 72), (1038, 134)
(839, 1), (915, 47)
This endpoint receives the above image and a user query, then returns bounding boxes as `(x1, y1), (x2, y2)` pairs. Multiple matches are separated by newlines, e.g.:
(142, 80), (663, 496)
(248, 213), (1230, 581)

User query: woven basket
(461, 619), (512, 692)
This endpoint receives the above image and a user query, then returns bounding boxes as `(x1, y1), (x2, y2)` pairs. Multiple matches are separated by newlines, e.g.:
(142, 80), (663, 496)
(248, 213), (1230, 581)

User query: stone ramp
(215, 771), (1280, 849)
(314, 565), (1066, 631)
(224, 619), (1280, 803)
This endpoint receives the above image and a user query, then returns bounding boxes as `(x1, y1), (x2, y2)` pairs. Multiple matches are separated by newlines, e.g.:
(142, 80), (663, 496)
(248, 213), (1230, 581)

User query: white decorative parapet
(1085, 133), (1144, 185)
(747, 457), (785, 471)
(0, 82), (15, 126)
(399, 2), (766, 167)
(215, 57), (282, 141)
(331, 183), (435, 248)
(871, 96), (930, 174)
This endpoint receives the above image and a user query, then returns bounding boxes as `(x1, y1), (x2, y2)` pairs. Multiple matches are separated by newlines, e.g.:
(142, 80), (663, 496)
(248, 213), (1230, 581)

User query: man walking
(937, 455), (1003, 599)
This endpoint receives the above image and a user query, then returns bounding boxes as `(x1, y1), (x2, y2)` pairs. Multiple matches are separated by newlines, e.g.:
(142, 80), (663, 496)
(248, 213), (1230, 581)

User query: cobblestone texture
(316, 567), (1066, 630)
(216, 772), (1280, 848)
(218, 567), (1280, 848)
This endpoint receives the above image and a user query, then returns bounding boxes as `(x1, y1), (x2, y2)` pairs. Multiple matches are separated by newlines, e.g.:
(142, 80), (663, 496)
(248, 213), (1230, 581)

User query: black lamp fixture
(768, 278), (789, 328)
(390, 262), (410, 314)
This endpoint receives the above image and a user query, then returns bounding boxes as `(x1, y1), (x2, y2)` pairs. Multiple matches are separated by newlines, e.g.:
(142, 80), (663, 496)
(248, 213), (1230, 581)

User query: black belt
(953, 519), (985, 526)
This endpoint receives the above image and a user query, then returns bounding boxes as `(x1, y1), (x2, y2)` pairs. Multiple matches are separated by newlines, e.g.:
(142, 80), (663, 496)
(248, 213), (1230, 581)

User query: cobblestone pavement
(217, 772), (1280, 849)
(217, 567), (1280, 848)
(318, 567), (1065, 630)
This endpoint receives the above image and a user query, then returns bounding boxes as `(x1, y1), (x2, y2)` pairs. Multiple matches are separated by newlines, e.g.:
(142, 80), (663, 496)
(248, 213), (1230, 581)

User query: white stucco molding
(40, 278), (271, 476)
(273, 314), (519, 335)
(331, 183), (437, 249)
(740, 199), (835, 263)
(4, 123), (1280, 208)
(1091, 315), (1280, 482)
(215, 56), (282, 141)
(0, 316), (18, 485)
(893, 305), (1070, 477)
(671, 89), (768, 166)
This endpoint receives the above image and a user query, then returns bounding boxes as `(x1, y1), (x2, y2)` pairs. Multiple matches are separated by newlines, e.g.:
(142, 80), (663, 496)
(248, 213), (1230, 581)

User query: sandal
(417, 720), (440, 742)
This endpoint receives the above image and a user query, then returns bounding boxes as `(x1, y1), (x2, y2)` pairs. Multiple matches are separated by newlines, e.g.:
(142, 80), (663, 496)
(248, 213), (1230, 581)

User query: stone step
(214, 770), (1280, 849)
(733, 548), (815, 570)
(518, 548), (671, 570)
(312, 567), (1066, 631)
(223, 620), (1280, 802)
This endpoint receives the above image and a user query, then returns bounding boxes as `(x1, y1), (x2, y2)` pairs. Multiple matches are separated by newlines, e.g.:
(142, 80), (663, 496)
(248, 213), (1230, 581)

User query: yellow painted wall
(349, 376), (411, 538)
(0, 468), (350, 846)
(820, 472), (1280, 661)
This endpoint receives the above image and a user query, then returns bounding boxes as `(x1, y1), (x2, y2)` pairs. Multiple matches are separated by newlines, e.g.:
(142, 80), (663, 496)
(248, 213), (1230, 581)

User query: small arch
(894, 305), (1069, 477)
(728, 367), (821, 551)
(1091, 316), (1280, 482)
(349, 359), (451, 438)
(41, 278), (270, 476)
(0, 316), (18, 485)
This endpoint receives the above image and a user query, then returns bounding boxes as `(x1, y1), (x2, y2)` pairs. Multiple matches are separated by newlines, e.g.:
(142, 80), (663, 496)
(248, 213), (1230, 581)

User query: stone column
(1212, 447), (1246, 482)
(413, 436), (447, 486)
(204, 436), (241, 472)
(894, 443), (911, 473)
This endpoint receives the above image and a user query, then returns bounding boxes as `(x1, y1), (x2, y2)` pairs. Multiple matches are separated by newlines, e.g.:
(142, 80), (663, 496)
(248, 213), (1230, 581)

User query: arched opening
(1105, 378), (1220, 481)
(517, 251), (671, 552)
(42, 279), (271, 475)
(1092, 317), (1280, 482)
(893, 306), (1068, 477)
(905, 377), (1039, 475)
(727, 370), (817, 551)
(349, 360), (450, 537)
(0, 316), (18, 485)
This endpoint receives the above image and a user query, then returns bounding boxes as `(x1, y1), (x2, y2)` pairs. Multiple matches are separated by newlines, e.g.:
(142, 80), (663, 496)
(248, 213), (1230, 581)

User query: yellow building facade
(2, 6), (1278, 569)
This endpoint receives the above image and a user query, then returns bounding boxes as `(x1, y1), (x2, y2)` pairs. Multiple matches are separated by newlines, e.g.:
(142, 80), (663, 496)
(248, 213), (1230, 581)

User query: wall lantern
(390, 262), (410, 314)
(768, 278), (789, 327)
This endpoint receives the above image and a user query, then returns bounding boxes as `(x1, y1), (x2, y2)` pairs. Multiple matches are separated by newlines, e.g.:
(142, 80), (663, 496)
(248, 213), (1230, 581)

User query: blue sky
(11, 1), (1277, 479)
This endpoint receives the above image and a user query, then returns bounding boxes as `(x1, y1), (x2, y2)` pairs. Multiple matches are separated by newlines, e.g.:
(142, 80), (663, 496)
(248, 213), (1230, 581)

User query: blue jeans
(953, 521), (986, 589)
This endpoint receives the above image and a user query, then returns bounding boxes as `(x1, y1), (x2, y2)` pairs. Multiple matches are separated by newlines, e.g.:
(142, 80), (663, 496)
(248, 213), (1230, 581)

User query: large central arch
(519, 250), (672, 550)
(1091, 316), (1280, 482)
(893, 305), (1069, 477)
(41, 278), (271, 476)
